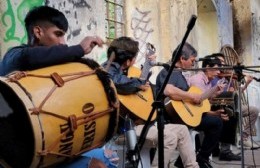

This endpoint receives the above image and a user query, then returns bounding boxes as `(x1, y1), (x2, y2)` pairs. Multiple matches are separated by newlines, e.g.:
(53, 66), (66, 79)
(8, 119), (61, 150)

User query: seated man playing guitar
(188, 55), (241, 161)
(156, 43), (223, 168)
(103, 37), (199, 168)
(211, 53), (260, 150)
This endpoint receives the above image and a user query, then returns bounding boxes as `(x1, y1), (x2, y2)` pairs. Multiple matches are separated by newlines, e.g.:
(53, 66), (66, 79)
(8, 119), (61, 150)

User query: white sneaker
(243, 139), (260, 149)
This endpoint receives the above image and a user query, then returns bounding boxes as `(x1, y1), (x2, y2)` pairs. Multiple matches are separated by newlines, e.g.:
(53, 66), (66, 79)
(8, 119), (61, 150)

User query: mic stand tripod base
(126, 150), (138, 168)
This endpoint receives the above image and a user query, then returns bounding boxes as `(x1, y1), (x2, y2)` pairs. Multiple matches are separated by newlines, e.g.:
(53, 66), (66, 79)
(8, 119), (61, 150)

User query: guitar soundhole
(197, 102), (203, 107)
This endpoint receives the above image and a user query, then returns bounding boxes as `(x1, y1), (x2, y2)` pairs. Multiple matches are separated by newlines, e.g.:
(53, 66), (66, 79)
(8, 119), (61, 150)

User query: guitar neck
(140, 61), (153, 79)
(140, 43), (155, 80)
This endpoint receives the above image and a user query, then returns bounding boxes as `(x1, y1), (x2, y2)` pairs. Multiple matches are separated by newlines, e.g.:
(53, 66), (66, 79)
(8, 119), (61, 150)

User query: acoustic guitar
(118, 43), (157, 122)
(164, 78), (225, 127)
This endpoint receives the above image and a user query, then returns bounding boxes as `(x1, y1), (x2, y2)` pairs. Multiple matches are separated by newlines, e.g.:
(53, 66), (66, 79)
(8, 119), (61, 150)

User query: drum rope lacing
(7, 69), (117, 157)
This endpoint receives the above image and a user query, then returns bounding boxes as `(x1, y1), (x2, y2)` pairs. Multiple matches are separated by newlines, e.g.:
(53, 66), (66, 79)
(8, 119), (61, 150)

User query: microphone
(124, 115), (137, 162)
(187, 15), (197, 30)
(151, 62), (170, 70)
(195, 57), (215, 62)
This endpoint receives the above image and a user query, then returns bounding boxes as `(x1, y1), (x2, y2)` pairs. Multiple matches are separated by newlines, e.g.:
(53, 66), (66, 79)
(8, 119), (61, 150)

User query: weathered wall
(251, 0), (260, 67)
(125, 0), (197, 65)
(232, 0), (260, 140)
(45, 0), (107, 63)
(214, 0), (234, 47)
(125, 0), (234, 63)
(170, 0), (198, 55)
(124, 0), (199, 83)
(0, 0), (44, 58)
(197, 11), (219, 57)
(249, 0), (260, 140)
(196, 0), (233, 56)
(0, 0), (235, 65)
(232, 0), (252, 63)
(0, 0), (107, 62)
(124, 0), (160, 66)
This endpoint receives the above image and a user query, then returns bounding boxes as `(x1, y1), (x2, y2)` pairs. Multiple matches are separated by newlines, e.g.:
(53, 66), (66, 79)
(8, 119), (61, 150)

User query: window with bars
(105, 0), (125, 42)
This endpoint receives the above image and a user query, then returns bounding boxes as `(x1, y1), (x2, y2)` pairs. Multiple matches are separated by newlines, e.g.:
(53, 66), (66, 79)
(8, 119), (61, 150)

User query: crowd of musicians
(0, 5), (259, 168)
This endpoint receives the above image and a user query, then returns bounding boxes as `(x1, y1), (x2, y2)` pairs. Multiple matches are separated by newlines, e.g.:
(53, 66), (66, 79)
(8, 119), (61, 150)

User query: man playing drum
(0, 6), (103, 76)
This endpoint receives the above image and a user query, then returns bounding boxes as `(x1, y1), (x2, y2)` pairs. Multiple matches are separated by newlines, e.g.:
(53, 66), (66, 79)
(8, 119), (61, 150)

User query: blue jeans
(195, 115), (223, 160)
(56, 148), (118, 168)
(83, 148), (118, 168)
(58, 157), (92, 168)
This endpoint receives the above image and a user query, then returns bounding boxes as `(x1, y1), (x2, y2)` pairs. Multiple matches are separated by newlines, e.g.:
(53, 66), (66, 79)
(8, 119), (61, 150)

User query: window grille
(105, 0), (125, 42)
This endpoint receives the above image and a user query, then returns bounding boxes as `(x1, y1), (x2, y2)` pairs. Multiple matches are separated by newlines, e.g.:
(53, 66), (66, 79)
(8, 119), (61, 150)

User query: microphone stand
(232, 64), (246, 168)
(132, 15), (197, 168)
(233, 64), (260, 168)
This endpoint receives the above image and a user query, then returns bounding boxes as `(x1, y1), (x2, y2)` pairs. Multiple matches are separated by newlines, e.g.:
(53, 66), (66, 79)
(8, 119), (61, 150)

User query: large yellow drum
(0, 60), (119, 168)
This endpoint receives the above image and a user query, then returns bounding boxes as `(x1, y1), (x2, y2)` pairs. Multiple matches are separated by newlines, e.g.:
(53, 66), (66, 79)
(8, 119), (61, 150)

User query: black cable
(122, 133), (126, 167)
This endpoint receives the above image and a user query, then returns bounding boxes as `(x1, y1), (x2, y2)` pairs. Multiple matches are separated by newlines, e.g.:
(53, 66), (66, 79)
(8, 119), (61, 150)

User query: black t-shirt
(156, 69), (189, 96)
(156, 68), (190, 123)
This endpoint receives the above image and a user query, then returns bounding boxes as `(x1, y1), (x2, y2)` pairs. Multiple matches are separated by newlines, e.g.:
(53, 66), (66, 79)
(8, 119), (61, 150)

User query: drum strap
(7, 70), (96, 83)
(7, 70), (96, 115)
(38, 107), (115, 157)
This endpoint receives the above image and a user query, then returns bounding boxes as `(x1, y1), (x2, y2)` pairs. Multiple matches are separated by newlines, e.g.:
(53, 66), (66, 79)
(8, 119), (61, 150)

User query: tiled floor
(169, 142), (260, 168)
(210, 146), (260, 168)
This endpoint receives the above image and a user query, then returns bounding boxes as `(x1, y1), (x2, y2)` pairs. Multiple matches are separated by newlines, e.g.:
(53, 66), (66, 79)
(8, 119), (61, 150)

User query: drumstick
(105, 51), (115, 71)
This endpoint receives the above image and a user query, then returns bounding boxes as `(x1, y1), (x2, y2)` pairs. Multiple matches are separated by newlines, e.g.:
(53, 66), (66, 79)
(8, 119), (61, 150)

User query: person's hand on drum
(80, 36), (104, 54)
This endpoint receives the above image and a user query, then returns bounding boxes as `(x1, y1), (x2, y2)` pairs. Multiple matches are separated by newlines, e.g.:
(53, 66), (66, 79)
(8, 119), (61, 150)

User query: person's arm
(206, 109), (229, 121)
(241, 75), (253, 92)
(190, 74), (224, 99)
(106, 63), (146, 94)
(0, 44), (84, 75)
(22, 44), (84, 69)
(164, 84), (201, 104)
(0, 35), (104, 75)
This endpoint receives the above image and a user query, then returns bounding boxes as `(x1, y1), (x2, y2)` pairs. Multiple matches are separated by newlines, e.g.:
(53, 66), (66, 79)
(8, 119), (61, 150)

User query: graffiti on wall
(252, 15), (260, 57)
(0, 0), (104, 62)
(45, 0), (107, 64)
(0, 0), (44, 56)
(46, 0), (97, 43)
(131, 7), (154, 63)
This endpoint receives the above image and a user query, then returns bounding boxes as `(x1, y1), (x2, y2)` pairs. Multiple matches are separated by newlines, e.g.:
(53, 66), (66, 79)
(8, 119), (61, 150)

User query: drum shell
(0, 62), (119, 168)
